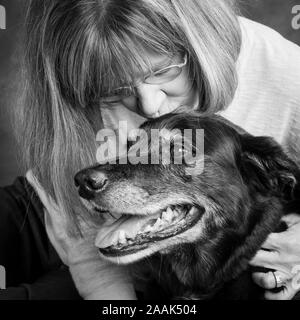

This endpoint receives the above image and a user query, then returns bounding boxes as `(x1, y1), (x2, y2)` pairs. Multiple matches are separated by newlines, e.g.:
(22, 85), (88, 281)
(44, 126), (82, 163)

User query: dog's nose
(74, 170), (108, 200)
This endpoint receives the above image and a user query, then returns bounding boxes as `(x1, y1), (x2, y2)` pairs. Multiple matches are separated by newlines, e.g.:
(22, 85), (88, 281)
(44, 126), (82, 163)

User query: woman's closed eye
(101, 87), (134, 105)
(101, 95), (123, 105)
(149, 66), (182, 83)
(153, 68), (171, 77)
(153, 68), (173, 77)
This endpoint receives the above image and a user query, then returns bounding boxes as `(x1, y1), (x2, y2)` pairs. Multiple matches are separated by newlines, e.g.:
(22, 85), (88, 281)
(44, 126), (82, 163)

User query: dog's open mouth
(95, 204), (204, 257)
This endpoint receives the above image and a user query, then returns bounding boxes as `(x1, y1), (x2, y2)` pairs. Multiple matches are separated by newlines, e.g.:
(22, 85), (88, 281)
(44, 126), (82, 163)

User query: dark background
(0, 0), (299, 186)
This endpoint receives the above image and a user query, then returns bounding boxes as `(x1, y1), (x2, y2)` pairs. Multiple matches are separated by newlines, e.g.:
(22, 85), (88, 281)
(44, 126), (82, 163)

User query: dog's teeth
(153, 217), (163, 229)
(171, 209), (178, 219)
(166, 207), (173, 215)
(118, 230), (127, 245)
(111, 234), (119, 246)
(162, 209), (172, 222)
(161, 211), (167, 220)
(144, 225), (152, 233)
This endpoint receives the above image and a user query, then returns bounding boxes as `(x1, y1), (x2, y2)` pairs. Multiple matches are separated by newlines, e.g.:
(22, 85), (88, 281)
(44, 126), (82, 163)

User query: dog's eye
(174, 144), (198, 167)
(171, 142), (189, 164)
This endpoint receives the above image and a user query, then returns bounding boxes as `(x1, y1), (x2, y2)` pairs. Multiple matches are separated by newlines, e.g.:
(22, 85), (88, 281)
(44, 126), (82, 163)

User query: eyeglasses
(100, 54), (188, 105)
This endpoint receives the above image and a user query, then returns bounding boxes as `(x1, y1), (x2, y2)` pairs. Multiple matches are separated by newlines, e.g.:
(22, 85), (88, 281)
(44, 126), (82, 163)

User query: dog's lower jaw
(97, 210), (207, 265)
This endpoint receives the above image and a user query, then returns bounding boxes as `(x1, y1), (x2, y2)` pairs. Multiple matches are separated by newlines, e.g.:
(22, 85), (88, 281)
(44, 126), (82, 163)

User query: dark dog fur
(75, 111), (300, 299)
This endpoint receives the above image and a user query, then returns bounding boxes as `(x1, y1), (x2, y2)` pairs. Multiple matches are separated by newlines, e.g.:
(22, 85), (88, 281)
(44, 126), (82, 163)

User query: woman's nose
(135, 83), (165, 118)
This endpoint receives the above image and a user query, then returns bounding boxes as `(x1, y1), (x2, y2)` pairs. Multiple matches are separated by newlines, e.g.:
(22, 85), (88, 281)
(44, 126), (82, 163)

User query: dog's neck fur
(135, 163), (300, 300)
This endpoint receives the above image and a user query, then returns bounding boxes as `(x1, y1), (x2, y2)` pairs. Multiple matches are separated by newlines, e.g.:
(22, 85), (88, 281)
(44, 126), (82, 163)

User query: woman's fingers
(249, 249), (279, 269)
(252, 271), (290, 290)
(250, 215), (300, 299)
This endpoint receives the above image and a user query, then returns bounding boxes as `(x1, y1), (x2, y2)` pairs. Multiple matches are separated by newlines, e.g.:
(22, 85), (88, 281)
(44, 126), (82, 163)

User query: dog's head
(75, 112), (299, 292)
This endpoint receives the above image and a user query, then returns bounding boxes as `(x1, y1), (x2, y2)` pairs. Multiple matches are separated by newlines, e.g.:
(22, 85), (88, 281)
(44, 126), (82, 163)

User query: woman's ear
(239, 135), (299, 200)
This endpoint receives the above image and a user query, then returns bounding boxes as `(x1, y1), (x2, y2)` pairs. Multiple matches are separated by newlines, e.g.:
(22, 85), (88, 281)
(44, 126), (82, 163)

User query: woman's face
(101, 51), (199, 119)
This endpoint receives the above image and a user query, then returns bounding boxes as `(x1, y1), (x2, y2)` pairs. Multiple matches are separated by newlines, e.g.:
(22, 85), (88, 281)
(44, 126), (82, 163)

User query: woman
(1, 0), (300, 299)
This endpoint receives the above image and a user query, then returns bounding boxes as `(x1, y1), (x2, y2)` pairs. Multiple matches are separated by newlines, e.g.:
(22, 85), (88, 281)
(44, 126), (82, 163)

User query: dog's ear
(239, 135), (299, 200)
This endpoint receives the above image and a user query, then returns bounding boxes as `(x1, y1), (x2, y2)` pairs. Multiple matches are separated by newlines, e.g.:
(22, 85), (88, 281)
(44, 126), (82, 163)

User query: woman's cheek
(122, 96), (138, 112)
(164, 70), (195, 100)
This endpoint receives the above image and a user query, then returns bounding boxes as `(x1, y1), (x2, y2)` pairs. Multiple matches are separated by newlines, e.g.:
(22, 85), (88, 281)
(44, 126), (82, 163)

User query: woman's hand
(250, 213), (300, 299)
(27, 170), (137, 300)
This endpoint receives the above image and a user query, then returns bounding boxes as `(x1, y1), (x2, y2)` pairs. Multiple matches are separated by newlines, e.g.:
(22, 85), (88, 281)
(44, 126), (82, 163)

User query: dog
(75, 111), (300, 299)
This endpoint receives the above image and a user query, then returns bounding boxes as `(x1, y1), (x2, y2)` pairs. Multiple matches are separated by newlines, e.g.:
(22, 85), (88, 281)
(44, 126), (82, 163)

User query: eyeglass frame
(100, 53), (188, 105)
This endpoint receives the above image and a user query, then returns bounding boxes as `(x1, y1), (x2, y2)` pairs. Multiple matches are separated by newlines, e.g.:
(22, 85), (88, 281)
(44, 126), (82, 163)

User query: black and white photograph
(0, 0), (300, 307)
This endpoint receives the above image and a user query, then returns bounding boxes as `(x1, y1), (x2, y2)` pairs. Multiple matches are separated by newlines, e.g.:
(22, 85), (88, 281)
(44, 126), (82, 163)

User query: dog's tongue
(95, 214), (157, 249)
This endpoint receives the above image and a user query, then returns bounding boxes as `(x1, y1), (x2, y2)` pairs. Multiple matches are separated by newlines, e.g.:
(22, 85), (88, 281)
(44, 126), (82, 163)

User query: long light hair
(16, 0), (241, 235)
